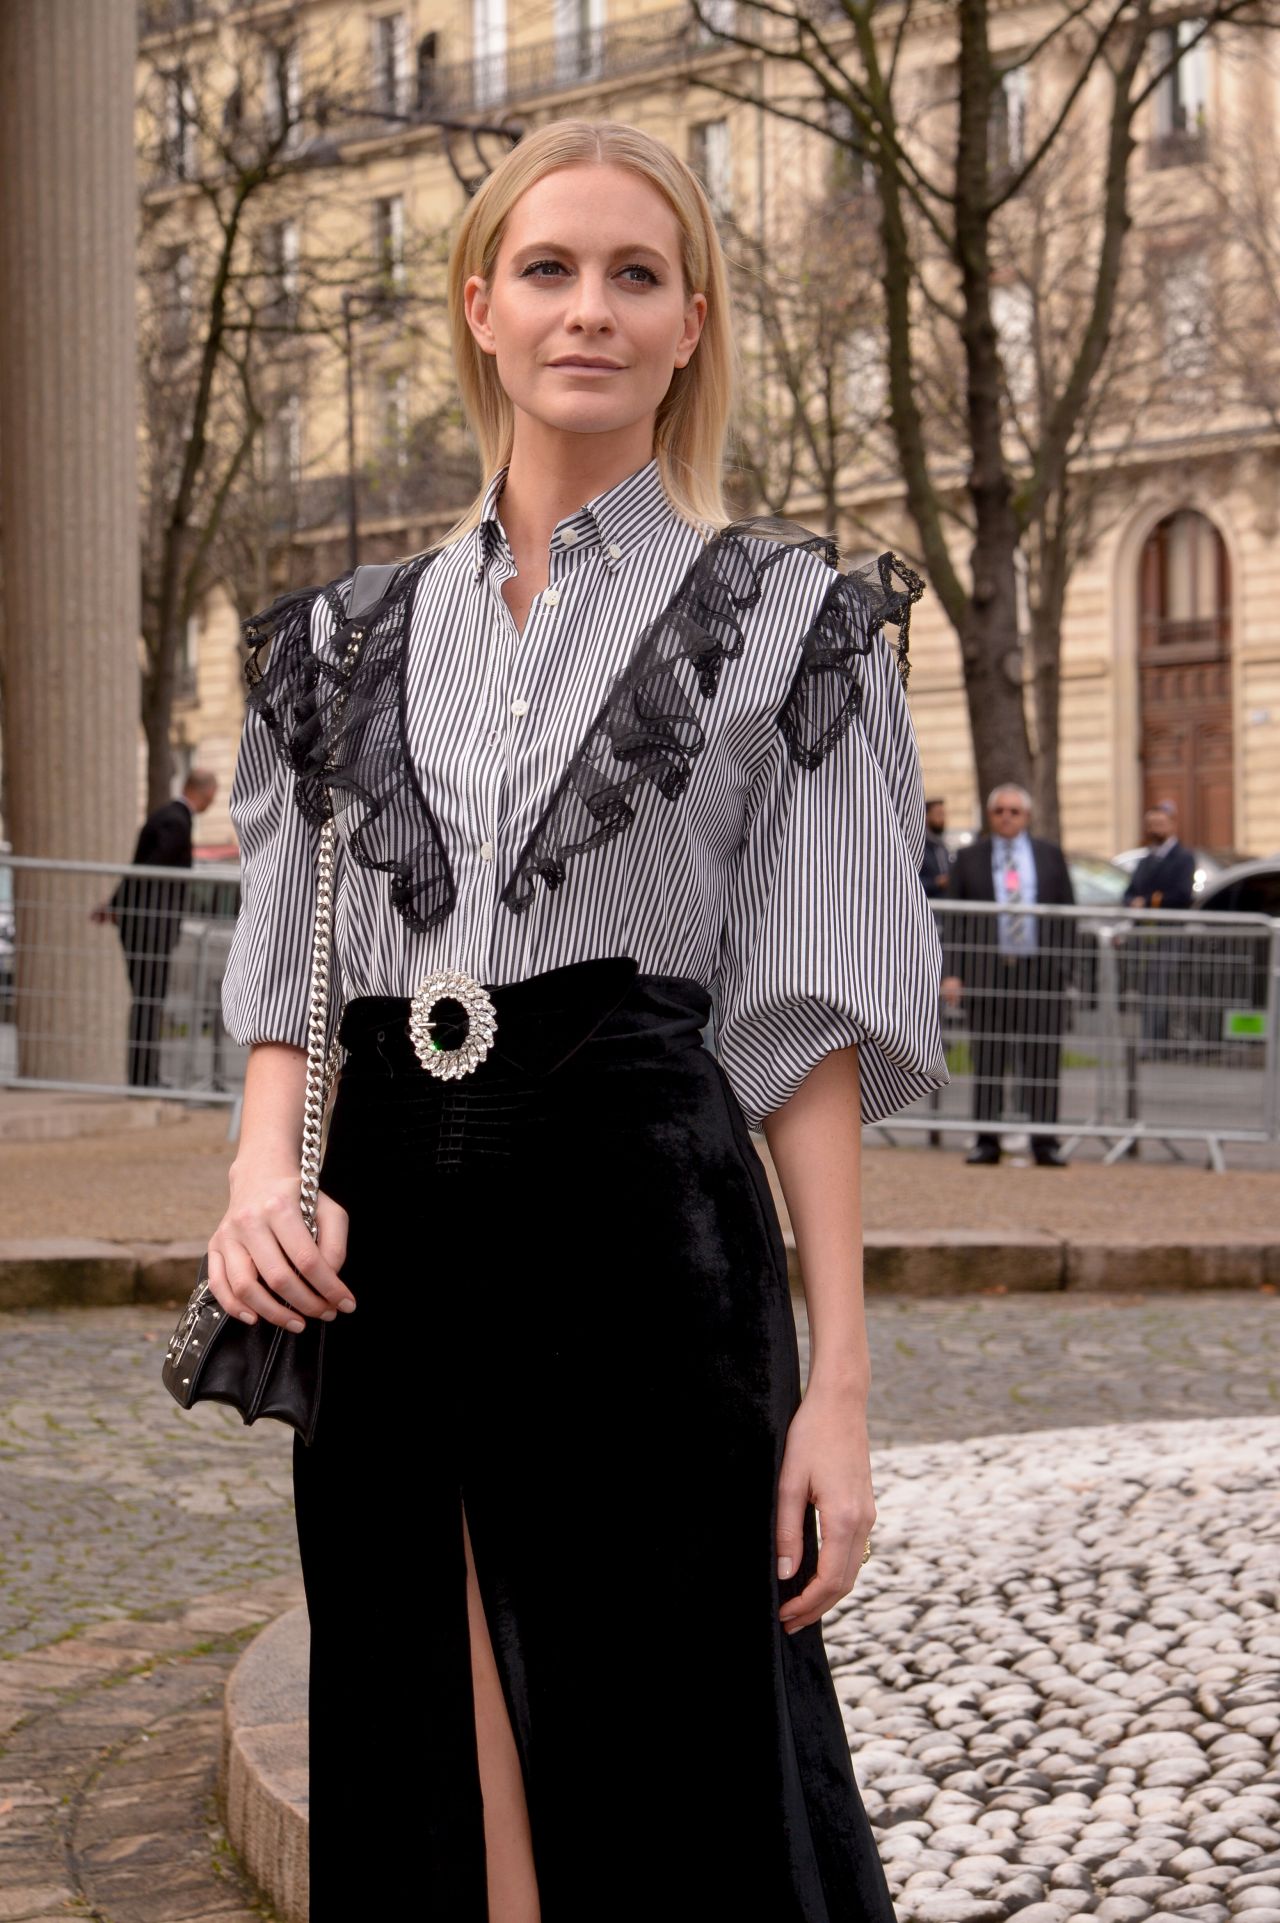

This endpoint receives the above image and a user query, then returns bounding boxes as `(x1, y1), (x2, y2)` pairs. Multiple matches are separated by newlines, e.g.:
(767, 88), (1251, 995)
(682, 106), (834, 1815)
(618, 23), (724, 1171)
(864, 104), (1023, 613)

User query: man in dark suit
(940, 784), (1075, 1166)
(95, 770), (217, 1086)
(1123, 805), (1196, 911)
(1122, 804), (1196, 1052)
(920, 797), (952, 899)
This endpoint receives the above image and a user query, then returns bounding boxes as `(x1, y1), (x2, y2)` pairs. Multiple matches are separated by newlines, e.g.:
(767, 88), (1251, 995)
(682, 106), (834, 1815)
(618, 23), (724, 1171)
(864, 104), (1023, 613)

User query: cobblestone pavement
(841, 1417), (1280, 1923)
(0, 1297), (1277, 1919)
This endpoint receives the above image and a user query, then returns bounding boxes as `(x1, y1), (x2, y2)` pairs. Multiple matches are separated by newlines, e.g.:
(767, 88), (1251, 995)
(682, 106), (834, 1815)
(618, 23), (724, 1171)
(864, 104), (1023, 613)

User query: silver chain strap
(298, 622), (366, 1237)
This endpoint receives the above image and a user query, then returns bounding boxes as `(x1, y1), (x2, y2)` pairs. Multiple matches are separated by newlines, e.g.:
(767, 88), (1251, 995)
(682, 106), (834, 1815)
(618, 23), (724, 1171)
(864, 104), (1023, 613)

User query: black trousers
(122, 946), (172, 1088)
(292, 958), (892, 1923)
(969, 955), (1066, 1148)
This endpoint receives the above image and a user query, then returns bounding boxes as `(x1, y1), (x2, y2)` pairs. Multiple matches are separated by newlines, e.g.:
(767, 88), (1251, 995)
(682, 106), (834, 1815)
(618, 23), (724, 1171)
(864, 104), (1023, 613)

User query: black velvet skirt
(292, 956), (893, 1923)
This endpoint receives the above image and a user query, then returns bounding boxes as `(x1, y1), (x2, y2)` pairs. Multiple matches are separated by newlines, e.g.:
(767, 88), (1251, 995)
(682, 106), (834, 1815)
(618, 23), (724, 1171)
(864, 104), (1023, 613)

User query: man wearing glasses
(940, 785), (1075, 1166)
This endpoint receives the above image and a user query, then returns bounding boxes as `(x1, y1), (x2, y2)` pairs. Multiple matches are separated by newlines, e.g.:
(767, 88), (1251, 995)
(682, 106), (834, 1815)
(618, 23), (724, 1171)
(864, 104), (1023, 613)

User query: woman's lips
(548, 359), (625, 374)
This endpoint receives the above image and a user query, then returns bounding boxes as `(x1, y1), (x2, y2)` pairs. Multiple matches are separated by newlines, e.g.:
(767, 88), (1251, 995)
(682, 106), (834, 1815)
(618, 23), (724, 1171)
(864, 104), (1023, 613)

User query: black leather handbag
(160, 561), (398, 1445)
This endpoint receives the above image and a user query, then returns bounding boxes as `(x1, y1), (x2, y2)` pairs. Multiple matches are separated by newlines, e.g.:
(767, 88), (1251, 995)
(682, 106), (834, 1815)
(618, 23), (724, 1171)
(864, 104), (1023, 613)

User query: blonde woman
(212, 119), (945, 1921)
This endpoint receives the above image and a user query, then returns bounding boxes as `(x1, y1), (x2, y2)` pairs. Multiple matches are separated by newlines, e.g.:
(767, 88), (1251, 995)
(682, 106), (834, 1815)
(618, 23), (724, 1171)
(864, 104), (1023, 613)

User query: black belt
(337, 956), (703, 1082)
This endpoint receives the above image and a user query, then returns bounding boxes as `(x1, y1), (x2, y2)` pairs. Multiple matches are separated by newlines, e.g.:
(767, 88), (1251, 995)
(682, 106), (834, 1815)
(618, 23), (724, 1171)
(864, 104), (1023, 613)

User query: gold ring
(861, 1536), (873, 1566)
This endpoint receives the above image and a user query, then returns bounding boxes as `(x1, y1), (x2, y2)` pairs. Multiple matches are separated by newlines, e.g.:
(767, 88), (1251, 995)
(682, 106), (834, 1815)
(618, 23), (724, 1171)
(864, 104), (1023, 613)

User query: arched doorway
(1138, 508), (1233, 847)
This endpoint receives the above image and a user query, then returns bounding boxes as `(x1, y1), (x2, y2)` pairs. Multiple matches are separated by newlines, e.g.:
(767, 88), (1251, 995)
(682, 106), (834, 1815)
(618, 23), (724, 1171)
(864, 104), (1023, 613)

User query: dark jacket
(920, 833), (952, 899)
(945, 834), (1076, 986)
(1123, 840), (1196, 911)
(110, 798), (193, 959)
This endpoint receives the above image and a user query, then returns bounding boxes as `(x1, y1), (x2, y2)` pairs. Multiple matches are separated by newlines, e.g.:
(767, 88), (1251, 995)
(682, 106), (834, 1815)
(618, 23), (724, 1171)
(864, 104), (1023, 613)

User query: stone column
(0, 0), (138, 1085)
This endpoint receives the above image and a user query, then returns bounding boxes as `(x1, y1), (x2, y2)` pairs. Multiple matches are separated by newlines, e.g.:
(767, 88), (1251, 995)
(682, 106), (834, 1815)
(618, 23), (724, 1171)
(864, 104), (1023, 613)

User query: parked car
(1194, 857), (1280, 920)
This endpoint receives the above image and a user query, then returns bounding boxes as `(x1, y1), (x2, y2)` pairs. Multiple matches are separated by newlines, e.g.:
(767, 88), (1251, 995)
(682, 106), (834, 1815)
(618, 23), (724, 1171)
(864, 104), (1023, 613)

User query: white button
(607, 542), (623, 560)
(561, 526), (578, 546)
(543, 587), (561, 607)
(511, 698), (528, 717)
(480, 840), (494, 861)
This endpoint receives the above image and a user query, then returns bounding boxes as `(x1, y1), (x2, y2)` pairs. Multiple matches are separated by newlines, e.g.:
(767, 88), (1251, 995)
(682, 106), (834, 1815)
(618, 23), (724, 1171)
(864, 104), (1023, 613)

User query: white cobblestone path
(835, 1417), (1280, 1923)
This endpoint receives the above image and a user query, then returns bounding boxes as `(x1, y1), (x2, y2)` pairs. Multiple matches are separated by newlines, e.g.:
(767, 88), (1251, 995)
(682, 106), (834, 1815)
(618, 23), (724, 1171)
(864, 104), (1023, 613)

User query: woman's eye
(619, 264), (659, 285)
(522, 259), (567, 279)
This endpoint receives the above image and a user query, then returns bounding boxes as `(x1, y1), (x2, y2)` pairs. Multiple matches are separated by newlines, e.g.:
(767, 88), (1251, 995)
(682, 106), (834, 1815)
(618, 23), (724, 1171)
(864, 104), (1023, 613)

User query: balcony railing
(416, 6), (733, 123)
(1148, 124), (1209, 170)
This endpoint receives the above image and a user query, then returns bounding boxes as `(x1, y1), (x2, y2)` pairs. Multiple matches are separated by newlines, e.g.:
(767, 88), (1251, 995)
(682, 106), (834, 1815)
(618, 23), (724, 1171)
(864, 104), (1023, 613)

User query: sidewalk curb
(792, 1229), (1280, 1294)
(0, 1239), (205, 1309)
(1, 1233), (1277, 1307)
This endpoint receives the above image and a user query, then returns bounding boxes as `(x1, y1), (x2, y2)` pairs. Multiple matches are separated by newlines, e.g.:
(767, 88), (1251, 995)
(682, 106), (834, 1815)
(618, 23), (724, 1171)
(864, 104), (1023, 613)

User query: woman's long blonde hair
(446, 119), (735, 533)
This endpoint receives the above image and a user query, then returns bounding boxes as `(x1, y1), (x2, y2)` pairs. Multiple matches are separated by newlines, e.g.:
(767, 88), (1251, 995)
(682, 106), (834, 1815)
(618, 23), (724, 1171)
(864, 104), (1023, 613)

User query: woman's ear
(463, 273), (497, 357)
(673, 290), (708, 371)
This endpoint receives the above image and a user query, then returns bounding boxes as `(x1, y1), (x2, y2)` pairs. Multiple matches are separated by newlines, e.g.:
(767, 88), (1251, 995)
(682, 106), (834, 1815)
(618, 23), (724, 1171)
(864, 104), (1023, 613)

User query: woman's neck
(498, 417), (656, 560)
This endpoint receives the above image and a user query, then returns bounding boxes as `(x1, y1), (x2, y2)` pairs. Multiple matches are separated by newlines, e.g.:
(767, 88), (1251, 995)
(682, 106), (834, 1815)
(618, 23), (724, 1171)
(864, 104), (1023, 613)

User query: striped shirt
(222, 457), (947, 1128)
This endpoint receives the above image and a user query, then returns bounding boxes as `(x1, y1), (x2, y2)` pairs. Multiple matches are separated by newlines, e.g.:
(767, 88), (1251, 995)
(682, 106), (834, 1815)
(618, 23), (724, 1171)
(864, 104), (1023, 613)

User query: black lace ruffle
(500, 520), (924, 916)
(776, 548), (926, 773)
(241, 549), (455, 933)
(238, 518), (923, 934)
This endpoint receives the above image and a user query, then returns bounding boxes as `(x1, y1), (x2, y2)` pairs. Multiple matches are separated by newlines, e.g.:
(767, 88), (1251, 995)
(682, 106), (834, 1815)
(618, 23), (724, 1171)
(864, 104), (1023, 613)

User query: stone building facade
(135, 0), (1280, 862)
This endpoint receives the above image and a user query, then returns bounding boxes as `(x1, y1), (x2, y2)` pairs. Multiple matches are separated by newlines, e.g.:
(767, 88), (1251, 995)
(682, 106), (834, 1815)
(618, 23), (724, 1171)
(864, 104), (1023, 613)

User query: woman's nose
(563, 274), (614, 332)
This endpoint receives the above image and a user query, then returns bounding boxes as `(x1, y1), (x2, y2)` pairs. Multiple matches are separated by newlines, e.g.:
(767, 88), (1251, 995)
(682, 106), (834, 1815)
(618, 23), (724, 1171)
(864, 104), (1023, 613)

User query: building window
(177, 610), (199, 698)
(695, 0), (736, 40)
(416, 31), (439, 110)
(378, 369), (411, 470)
(555, 0), (604, 85)
(262, 219), (300, 327)
(371, 12), (411, 116)
(842, 326), (887, 421)
(161, 245), (194, 351)
(373, 195), (407, 296)
(1151, 21), (1209, 167)
(162, 68), (198, 180)
(992, 282), (1036, 407)
(689, 120), (732, 218)
(989, 64), (1028, 179)
(266, 393), (303, 488)
(473, 0), (507, 110)
(1140, 508), (1229, 657)
(825, 96), (877, 199)
(263, 40), (303, 147)
(1159, 246), (1212, 384)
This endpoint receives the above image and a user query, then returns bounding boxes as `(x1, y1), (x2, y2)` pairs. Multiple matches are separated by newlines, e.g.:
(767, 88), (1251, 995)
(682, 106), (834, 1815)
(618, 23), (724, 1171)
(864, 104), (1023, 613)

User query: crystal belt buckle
(408, 968), (498, 1080)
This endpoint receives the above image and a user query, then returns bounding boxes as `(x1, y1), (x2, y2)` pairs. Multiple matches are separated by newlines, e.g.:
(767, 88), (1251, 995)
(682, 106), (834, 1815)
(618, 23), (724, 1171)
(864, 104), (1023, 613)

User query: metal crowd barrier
(2, 855), (1277, 1165)
(887, 899), (1280, 1168)
(0, 852), (244, 1105)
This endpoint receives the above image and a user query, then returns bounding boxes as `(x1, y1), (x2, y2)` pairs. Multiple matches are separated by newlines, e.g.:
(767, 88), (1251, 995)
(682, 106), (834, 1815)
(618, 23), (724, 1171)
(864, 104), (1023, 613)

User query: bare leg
(462, 1501), (541, 1923)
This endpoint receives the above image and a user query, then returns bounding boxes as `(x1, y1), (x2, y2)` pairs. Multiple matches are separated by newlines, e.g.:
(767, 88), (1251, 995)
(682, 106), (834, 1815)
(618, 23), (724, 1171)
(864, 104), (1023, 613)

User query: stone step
(220, 1605), (310, 1923)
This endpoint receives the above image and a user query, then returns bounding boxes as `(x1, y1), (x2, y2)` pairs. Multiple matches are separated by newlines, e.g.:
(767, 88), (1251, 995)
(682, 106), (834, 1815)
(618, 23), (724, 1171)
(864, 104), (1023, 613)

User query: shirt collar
(470, 457), (673, 581)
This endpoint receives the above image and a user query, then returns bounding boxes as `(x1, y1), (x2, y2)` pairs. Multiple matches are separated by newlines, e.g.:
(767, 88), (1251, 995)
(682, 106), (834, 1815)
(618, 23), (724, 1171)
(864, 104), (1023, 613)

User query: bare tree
(695, 0), (1275, 830)
(137, 3), (455, 810)
(726, 192), (892, 528)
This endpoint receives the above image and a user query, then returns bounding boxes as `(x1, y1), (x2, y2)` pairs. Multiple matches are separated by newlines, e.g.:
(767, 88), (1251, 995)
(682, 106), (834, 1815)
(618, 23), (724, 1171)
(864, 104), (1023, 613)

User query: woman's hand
(776, 1382), (875, 1634)
(206, 1154), (354, 1333)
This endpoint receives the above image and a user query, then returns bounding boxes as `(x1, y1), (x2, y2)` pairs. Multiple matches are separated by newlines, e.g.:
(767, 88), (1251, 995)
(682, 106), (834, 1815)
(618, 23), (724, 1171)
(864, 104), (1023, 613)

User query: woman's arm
(761, 1043), (875, 1634)
(205, 1041), (354, 1331)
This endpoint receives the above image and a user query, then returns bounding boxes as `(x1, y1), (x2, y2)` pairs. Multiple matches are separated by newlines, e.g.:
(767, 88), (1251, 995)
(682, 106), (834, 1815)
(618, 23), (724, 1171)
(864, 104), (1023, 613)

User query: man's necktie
(1001, 841), (1029, 950)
